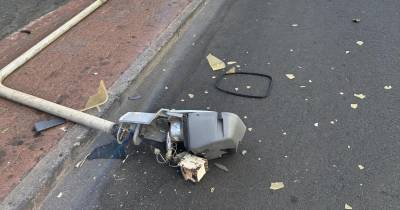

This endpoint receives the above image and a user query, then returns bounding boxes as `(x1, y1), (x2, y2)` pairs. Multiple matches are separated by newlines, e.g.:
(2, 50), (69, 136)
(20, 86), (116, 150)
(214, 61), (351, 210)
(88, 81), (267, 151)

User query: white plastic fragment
(345, 50), (350, 54)
(354, 93), (366, 99)
(204, 90), (209, 94)
(358, 164), (365, 170)
(356, 40), (364, 46)
(285, 74), (295, 80)
(351, 104), (358, 109)
(270, 182), (285, 190)
(57, 192), (63, 198)
(246, 85), (251, 89)
(210, 187), (215, 193)
(314, 122), (319, 127)
(384, 85), (392, 90)
(241, 150), (247, 156)
(339, 92), (344, 95)
(227, 61), (237, 65)
(291, 23), (298, 27)
(188, 94), (194, 99)
(248, 127), (253, 132)
(345, 203), (353, 209)
(235, 87), (239, 91)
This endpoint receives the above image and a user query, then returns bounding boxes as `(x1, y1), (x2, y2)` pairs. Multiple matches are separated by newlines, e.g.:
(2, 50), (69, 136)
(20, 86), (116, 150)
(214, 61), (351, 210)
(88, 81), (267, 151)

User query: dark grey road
(0, 0), (69, 39)
(39, 0), (400, 209)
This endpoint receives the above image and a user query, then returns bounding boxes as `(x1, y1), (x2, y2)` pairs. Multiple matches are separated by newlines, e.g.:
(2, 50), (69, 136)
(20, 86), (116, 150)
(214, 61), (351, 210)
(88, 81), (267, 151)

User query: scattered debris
(234, 87), (239, 91)
(345, 203), (353, 209)
(81, 80), (108, 112)
(314, 122), (319, 127)
(180, 99), (185, 102)
(358, 164), (365, 170)
(227, 61), (237, 65)
(347, 145), (351, 149)
(330, 121), (335, 125)
(210, 187), (215, 193)
(308, 80), (312, 83)
(128, 95), (142, 100)
(243, 116), (248, 119)
(345, 50), (350, 54)
(245, 85), (251, 89)
(178, 153), (208, 182)
(34, 118), (66, 133)
(354, 93), (366, 99)
(56, 192), (63, 198)
(299, 85), (306, 88)
(384, 85), (392, 90)
(285, 74), (295, 80)
(204, 90), (209, 94)
(188, 94), (194, 99)
(291, 23), (298, 27)
(270, 182), (285, 190)
(59, 126), (67, 132)
(339, 92), (344, 95)
(165, 86), (169, 90)
(75, 154), (89, 168)
(1, 128), (9, 133)
(214, 163), (229, 172)
(352, 18), (361, 23)
(236, 64), (241, 68)
(356, 40), (364, 46)
(248, 127), (253, 132)
(211, 76), (217, 79)
(351, 104), (358, 109)
(206, 53), (226, 71)
(226, 67), (236, 74)
(282, 132), (287, 135)
(241, 150), (247, 156)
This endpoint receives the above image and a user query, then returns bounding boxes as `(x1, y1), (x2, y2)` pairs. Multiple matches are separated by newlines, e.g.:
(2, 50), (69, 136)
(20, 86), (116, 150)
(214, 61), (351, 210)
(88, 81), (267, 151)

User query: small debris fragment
(384, 85), (392, 90)
(93, 72), (98, 75)
(299, 85), (306, 88)
(165, 86), (169, 90)
(345, 203), (353, 209)
(73, 142), (81, 147)
(246, 85), (251, 89)
(258, 139), (262, 143)
(308, 80), (312, 83)
(354, 93), (366, 99)
(128, 95), (142, 100)
(206, 106), (210, 110)
(356, 40), (364, 46)
(352, 18), (361, 23)
(351, 104), (358, 109)
(234, 87), (239, 92)
(59, 127), (67, 132)
(227, 61), (237, 65)
(204, 90), (209, 94)
(290, 49), (294, 52)
(162, 68), (166, 72)
(210, 187), (215, 193)
(243, 116), (248, 119)
(188, 94), (194, 99)
(345, 50), (350, 54)
(358, 164), (365, 170)
(347, 145), (351, 149)
(241, 150), (247, 156)
(180, 99), (185, 102)
(282, 132), (287, 135)
(226, 67), (236, 74)
(314, 122), (319, 127)
(236, 65), (241, 68)
(56, 192), (63, 198)
(330, 121), (335, 125)
(285, 74), (295, 80)
(270, 182), (285, 190)
(248, 127), (253, 132)
(258, 157), (261, 161)
(211, 76), (217, 79)
(214, 163), (229, 172)
(339, 92), (344, 95)
(291, 23), (298, 27)
(206, 53), (226, 71)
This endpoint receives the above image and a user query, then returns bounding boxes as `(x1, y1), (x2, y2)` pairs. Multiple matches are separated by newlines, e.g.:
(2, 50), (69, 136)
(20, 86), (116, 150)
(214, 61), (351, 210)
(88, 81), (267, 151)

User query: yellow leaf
(206, 53), (226, 71)
(81, 80), (108, 112)
(270, 182), (284, 190)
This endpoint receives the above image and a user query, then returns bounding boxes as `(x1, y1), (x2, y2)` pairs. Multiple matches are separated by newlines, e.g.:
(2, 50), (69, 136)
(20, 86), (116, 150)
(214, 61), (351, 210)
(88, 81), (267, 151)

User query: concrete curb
(0, 0), (204, 209)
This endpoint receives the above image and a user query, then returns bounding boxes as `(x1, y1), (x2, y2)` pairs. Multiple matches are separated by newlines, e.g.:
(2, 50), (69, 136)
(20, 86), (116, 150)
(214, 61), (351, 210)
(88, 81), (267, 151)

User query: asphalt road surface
(39, 0), (400, 209)
(0, 0), (69, 39)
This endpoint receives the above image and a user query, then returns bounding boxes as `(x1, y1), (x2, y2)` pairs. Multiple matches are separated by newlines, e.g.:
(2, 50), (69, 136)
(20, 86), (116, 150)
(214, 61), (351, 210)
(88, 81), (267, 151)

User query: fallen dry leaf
(384, 85), (392, 90)
(206, 53), (226, 71)
(285, 74), (295, 80)
(345, 203), (353, 209)
(351, 104), (358, 109)
(354, 93), (366, 99)
(270, 182), (285, 190)
(226, 67), (236, 74)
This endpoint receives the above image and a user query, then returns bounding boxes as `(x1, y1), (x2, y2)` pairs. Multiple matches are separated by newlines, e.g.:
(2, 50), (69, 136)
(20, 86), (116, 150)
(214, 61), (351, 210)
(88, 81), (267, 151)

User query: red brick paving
(0, 0), (190, 200)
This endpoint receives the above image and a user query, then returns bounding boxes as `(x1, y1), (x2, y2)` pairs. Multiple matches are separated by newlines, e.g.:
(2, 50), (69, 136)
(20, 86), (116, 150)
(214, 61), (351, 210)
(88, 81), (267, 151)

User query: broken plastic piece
(178, 153), (208, 182)
(206, 53), (226, 71)
(81, 80), (108, 112)
(34, 118), (66, 133)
